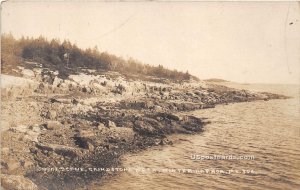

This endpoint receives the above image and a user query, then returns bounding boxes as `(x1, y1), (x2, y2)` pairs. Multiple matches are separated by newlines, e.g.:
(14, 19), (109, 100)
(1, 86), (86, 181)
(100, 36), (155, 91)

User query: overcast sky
(2, 1), (299, 84)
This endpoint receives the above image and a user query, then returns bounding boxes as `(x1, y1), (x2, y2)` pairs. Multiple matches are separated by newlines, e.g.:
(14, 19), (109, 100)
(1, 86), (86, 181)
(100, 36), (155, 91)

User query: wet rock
(1, 174), (38, 190)
(133, 117), (165, 137)
(201, 104), (215, 109)
(181, 116), (204, 132)
(156, 138), (173, 146)
(156, 112), (180, 121)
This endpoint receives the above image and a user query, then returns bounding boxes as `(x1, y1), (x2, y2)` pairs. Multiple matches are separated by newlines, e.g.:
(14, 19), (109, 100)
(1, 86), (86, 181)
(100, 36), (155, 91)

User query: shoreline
(0, 67), (289, 190)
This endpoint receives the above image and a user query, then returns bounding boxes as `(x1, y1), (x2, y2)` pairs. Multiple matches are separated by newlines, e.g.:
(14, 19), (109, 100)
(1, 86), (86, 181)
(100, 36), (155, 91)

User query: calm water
(92, 84), (300, 190)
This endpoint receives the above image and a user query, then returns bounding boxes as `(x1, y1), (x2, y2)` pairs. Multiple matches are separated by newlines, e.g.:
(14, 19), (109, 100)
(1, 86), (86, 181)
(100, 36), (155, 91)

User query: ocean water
(92, 84), (300, 190)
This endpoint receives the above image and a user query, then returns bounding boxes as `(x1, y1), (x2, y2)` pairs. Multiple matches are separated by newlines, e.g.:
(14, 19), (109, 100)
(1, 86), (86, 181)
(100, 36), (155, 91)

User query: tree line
(1, 33), (195, 81)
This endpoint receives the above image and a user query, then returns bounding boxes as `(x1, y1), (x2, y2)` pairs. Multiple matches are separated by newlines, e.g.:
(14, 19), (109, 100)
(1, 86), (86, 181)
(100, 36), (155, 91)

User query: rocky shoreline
(1, 63), (288, 190)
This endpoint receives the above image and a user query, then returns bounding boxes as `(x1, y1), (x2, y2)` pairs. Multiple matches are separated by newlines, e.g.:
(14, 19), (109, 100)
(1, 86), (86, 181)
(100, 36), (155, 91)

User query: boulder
(73, 130), (95, 150)
(1, 174), (38, 190)
(43, 121), (62, 130)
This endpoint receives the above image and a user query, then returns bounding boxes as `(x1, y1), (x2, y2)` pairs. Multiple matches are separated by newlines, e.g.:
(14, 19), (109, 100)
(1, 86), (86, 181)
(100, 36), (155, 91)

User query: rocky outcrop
(134, 117), (165, 137)
(35, 143), (80, 157)
(1, 68), (289, 190)
(1, 174), (38, 190)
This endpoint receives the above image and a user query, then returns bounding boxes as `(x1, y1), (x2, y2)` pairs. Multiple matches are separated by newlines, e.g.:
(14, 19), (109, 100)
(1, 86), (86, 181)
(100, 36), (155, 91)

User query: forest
(1, 33), (195, 81)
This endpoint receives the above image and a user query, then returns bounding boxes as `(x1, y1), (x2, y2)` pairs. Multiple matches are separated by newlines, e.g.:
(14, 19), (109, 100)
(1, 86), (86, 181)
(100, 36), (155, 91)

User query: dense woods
(1, 33), (195, 81)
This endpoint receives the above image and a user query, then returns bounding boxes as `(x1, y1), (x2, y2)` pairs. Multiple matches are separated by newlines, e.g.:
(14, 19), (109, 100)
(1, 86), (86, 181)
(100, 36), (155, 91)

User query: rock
(82, 86), (92, 93)
(108, 137), (119, 144)
(134, 117), (165, 137)
(68, 84), (75, 91)
(1, 161), (9, 170)
(1, 174), (38, 190)
(194, 91), (202, 96)
(181, 115), (204, 132)
(201, 104), (215, 109)
(101, 81), (107, 86)
(106, 120), (116, 128)
(14, 125), (28, 133)
(42, 74), (55, 85)
(97, 123), (106, 130)
(35, 83), (45, 93)
(153, 105), (163, 112)
(43, 121), (62, 130)
(21, 69), (35, 78)
(82, 87), (88, 92)
(156, 112), (180, 121)
(24, 131), (40, 142)
(45, 110), (57, 120)
(1, 148), (9, 155)
(5, 159), (22, 171)
(29, 147), (38, 154)
(36, 143), (79, 157)
(86, 142), (95, 151)
(157, 138), (173, 145)
(75, 130), (95, 138)
(73, 130), (95, 150)
(71, 98), (79, 105)
(49, 98), (60, 103)
(112, 84), (126, 94)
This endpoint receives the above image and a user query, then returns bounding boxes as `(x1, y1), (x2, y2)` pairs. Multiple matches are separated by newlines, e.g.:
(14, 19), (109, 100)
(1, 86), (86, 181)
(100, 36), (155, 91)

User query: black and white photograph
(1, 1), (299, 190)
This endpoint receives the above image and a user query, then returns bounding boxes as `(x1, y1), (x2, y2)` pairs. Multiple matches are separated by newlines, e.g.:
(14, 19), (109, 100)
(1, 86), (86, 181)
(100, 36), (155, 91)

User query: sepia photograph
(1, 1), (299, 190)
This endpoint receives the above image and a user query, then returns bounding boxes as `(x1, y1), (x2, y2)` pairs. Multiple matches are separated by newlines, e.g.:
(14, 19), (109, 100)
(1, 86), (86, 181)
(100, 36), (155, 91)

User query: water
(93, 84), (300, 190)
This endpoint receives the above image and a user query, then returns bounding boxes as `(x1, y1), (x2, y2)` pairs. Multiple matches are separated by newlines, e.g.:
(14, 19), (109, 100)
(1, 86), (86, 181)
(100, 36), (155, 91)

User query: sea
(89, 83), (300, 190)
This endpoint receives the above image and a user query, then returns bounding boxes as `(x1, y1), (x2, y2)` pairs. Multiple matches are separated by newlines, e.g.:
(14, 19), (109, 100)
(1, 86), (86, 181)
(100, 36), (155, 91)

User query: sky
(1, 1), (300, 84)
